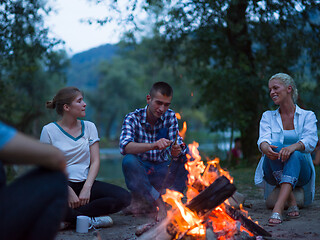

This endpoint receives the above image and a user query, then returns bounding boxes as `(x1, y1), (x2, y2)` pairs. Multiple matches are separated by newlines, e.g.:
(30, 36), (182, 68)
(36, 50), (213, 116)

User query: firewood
(224, 204), (271, 237)
(138, 217), (173, 240)
(135, 222), (157, 236)
(186, 176), (236, 213)
(138, 176), (236, 239)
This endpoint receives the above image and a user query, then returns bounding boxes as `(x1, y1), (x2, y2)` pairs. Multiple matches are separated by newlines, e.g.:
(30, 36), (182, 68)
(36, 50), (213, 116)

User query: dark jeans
(122, 154), (188, 203)
(0, 166), (68, 240)
(65, 180), (131, 223)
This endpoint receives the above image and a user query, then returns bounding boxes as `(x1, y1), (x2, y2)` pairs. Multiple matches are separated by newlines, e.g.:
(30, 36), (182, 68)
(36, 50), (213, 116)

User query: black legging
(0, 167), (68, 240)
(65, 180), (131, 223)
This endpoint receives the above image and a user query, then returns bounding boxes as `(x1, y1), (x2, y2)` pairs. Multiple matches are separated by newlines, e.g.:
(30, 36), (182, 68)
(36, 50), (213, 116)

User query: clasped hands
(261, 142), (296, 162)
(68, 186), (91, 209)
(151, 138), (181, 159)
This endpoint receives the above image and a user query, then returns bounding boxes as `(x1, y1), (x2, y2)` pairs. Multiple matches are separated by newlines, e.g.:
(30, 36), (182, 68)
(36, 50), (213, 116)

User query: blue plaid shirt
(119, 106), (186, 162)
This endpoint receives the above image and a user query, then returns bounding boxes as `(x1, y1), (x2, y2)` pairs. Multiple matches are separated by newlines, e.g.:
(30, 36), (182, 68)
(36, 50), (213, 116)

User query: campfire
(137, 118), (271, 240)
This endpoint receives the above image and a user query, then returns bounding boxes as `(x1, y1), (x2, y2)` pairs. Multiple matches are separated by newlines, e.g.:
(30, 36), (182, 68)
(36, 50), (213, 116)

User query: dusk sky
(45, 0), (122, 55)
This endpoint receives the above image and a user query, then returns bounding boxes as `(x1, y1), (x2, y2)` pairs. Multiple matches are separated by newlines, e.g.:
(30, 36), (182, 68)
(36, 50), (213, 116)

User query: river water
(97, 143), (229, 185)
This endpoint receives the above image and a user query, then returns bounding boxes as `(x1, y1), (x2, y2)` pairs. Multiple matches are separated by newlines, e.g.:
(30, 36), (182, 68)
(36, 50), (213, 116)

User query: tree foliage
(86, 37), (204, 140)
(96, 0), (320, 161)
(0, 0), (69, 134)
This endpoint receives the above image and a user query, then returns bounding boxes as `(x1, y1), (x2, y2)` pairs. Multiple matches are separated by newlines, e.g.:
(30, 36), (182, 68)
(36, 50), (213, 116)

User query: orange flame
(179, 121), (187, 140)
(175, 113), (187, 140)
(162, 189), (204, 238)
(162, 141), (254, 239)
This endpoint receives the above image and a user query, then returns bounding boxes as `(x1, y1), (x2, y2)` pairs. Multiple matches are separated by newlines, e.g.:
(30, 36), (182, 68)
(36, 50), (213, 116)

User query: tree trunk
(225, 0), (262, 163)
(241, 114), (260, 164)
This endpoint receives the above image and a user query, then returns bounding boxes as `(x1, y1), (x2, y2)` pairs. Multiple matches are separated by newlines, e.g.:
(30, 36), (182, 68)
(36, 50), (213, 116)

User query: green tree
(0, 0), (68, 133)
(95, 0), (320, 162)
(87, 38), (204, 141)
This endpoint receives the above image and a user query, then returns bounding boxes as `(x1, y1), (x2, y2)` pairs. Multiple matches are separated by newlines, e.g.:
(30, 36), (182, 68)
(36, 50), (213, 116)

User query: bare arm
(78, 141), (100, 206)
(0, 132), (66, 171)
(313, 148), (320, 166)
(125, 138), (172, 154)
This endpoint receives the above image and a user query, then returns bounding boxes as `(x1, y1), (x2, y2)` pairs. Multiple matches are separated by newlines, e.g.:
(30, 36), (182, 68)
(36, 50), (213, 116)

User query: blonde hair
(269, 73), (298, 102)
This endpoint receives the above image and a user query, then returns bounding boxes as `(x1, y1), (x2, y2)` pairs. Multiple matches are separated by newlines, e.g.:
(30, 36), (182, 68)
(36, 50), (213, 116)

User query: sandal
(268, 212), (283, 226)
(287, 205), (300, 219)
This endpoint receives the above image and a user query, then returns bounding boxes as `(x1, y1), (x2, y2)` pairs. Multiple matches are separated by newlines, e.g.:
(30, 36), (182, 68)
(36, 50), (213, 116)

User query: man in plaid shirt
(120, 82), (188, 221)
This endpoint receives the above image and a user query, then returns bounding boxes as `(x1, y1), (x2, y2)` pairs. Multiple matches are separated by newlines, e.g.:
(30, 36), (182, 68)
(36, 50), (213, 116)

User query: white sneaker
(90, 216), (113, 228)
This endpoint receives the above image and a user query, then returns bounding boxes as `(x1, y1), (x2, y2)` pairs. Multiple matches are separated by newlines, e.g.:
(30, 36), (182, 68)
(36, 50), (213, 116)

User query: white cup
(76, 215), (91, 233)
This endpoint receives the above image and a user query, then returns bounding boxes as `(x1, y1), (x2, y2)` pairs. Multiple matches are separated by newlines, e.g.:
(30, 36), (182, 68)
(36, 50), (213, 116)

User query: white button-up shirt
(255, 105), (318, 205)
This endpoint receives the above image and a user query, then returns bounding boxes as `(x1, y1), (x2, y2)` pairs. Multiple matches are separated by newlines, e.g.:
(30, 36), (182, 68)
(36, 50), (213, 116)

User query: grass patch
(228, 167), (263, 199)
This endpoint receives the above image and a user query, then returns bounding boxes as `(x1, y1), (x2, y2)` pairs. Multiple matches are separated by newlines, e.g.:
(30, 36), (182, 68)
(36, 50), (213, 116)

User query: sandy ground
(55, 197), (320, 240)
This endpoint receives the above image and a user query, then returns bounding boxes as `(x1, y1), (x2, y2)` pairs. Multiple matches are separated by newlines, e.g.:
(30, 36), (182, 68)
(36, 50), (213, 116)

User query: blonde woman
(255, 73), (318, 226)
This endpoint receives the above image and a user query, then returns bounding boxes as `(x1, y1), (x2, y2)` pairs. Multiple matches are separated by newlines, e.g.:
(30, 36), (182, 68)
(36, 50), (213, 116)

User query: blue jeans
(122, 154), (188, 203)
(263, 143), (311, 188)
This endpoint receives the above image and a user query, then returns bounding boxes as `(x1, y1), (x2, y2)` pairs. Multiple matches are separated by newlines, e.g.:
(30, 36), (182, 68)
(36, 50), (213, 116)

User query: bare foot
(155, 198), (167, 222)
(122, 195), (152, 216)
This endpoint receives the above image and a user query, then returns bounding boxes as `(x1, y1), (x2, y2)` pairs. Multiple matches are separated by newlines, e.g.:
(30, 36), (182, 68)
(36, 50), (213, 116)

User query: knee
(122, 154), (139, 171)
(286, 151), (304, 165)
(290, 150), (303, 159)
(271, 142), (282, 147)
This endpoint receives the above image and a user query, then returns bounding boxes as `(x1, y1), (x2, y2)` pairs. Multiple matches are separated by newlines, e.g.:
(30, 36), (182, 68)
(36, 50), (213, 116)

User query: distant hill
(67, 44), (118, 89)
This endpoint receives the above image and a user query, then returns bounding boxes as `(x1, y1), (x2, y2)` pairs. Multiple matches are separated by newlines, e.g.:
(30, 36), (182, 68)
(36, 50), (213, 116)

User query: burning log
(224, 204), (271, 237)
(186, 176), (236, 213)
(137, 176), (271, 239)
(137, 139), (271, 240)
(138, 176), (236, 240)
